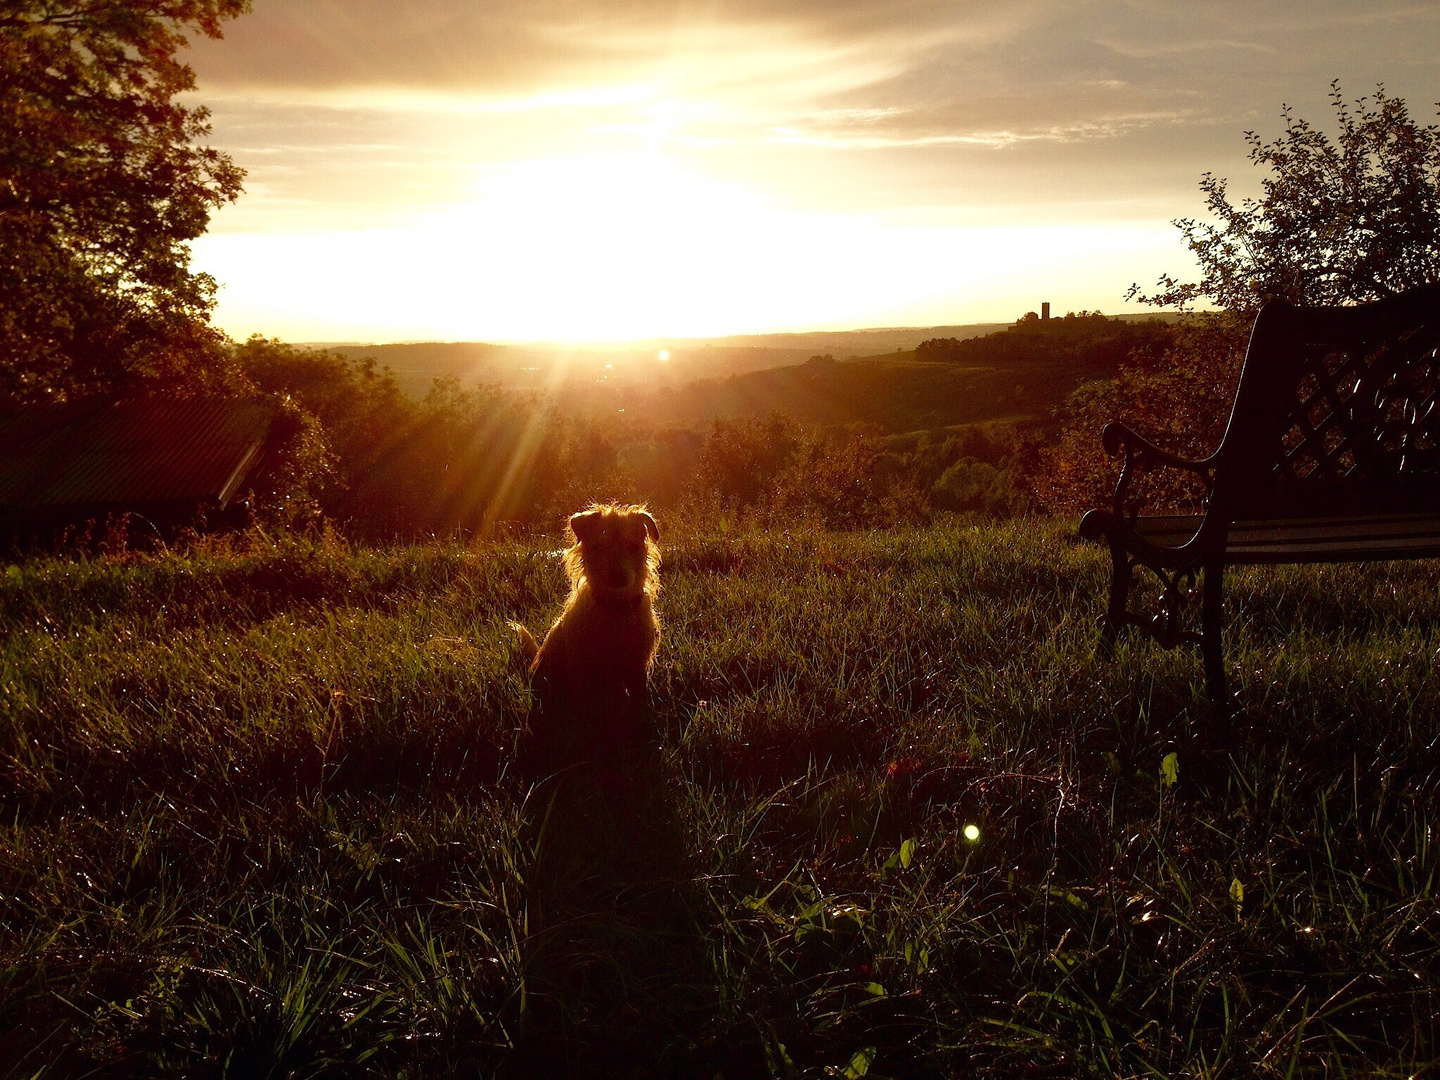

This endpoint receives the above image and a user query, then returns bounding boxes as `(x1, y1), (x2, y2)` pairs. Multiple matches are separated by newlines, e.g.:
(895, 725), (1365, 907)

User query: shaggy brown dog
(513, 504), (660, 768)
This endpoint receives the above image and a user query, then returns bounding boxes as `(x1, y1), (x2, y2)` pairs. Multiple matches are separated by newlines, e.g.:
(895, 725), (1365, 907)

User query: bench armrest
(1101, 422), (1212, 472)
(1101, 422), (1216, 524)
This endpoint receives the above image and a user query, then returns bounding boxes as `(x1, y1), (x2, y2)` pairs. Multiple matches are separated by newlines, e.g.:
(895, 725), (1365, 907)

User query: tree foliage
(0, 0), (248, 405)
(1132, 83), (1440, 314)
(236, 338), (630, 539)
(916, 311), (1174, 370)
(1038, 316), (1248, 513)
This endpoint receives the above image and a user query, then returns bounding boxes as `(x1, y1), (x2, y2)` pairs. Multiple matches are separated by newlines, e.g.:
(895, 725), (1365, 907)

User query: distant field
(330, 348), (1094, 434)
(3, 523), (1436, 1076)
(322, 315), (1178, 433)
(322, 322), (1015, 398)
(616, 353), (1092, 430)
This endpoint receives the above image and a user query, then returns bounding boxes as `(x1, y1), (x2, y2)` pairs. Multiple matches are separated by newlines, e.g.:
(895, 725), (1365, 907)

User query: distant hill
(315, 312), (1182, 432)
(317, 322), (1016, 396)
(914, 310), (1175, 372)
(312, 341), (509, 397)
(619, 356), (1049, 431)
(560, 314), (1180, 433)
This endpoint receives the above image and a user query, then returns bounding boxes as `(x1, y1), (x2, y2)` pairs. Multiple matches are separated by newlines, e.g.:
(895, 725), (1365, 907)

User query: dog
(513, 504), (661, 769)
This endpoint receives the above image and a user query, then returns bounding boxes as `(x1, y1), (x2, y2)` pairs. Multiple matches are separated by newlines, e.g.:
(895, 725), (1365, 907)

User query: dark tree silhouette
(0, 0), (248, 404)
(1132, 83), (1440, 315)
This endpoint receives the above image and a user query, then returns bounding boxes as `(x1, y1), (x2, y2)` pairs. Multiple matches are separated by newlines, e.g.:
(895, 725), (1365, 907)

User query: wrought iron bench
(1078, 283), (1440, 700)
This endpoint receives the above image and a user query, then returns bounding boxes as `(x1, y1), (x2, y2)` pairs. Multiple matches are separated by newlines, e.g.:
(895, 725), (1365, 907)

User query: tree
(1132, 83), (1440, 314)
(697, 415), (802, 511)
(0, 0), (248, 405)
(1036, 317), (1245, 514)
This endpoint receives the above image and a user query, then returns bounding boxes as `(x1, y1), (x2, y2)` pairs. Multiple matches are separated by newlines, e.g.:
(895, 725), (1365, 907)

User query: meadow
(2, 521), (1437, 1077)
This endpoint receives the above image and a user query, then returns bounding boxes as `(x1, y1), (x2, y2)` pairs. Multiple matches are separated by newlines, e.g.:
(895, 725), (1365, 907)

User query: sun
(432, 153), (803, 340)
(195, 147), (1195, 343)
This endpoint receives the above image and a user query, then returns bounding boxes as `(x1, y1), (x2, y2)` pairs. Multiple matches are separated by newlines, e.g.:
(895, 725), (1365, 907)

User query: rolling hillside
(612, 354), (1076, 431)
(561, 313), (1179, 432)
(322, 313), (1179, 434)
(322, 323), (1013, 398)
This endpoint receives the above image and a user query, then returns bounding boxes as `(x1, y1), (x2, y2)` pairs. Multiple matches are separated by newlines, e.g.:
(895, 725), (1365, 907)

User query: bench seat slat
(1127, 513), (1440, 564)
(1225, 538), (1440, 564)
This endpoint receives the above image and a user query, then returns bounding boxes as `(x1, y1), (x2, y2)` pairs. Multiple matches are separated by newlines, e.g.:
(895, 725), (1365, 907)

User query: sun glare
(194, 147), (1190, 343)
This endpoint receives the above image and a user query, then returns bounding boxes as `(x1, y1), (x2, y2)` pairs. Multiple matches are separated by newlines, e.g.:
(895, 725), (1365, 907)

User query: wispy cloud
(767, 110), (1200, 151)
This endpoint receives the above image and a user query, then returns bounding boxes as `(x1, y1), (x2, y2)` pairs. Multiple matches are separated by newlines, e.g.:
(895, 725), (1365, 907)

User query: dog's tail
(509, 621), (540, 666)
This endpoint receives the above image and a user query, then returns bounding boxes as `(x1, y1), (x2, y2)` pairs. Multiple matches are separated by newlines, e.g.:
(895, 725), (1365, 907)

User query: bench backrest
(1212, 284), (1440, 519)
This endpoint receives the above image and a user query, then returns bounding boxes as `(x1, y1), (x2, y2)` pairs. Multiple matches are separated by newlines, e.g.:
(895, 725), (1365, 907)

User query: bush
(1037, 315), (1248, 515)
(236, 338), (624, 538)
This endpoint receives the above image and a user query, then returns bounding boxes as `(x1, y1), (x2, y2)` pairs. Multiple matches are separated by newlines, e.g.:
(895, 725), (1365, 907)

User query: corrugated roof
(0, 398), (273, 509)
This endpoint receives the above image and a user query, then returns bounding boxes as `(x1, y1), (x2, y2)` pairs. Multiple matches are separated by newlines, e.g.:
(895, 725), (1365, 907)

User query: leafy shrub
(1037, 315), (1247, 515)
(237, 338), (627, 537)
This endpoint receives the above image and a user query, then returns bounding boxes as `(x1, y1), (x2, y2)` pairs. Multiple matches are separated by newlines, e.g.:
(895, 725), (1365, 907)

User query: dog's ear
(637, 512), (659, 544)
(569, 509), (602, 543)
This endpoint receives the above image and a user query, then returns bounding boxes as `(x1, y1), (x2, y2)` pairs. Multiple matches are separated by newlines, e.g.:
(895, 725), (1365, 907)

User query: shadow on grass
(504, 749), (762, 1079)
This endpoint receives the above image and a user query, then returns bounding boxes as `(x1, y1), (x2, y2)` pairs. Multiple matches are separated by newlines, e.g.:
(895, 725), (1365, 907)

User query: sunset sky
(184, 1), (1440, 344)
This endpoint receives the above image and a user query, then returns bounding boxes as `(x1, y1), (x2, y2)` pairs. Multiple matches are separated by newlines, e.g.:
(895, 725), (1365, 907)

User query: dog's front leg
(607, 660), (648, 751)
(621, 658), (650, 710)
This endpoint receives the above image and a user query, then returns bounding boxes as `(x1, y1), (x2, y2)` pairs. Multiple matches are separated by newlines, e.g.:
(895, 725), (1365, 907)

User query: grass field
(621, 356), (1057, 431)
(2, 523), (1438, 1077)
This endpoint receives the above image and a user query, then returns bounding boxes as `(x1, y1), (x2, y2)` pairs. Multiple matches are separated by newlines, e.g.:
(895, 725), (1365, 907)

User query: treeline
(238, 337), (1053, 538)
(28, 308), (1213, 540)
(0, 309), (1244, 541)
(238, 339), (618, 538)
(914, 310), (1175, 370)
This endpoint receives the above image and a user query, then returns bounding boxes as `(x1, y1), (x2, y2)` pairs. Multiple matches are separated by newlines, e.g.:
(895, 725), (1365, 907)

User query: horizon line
(287, 309), (1190, 351)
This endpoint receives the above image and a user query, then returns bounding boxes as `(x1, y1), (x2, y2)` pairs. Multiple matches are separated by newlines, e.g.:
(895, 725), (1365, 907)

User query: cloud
(189, 0), (1440, 159)
(189, 0), (912, 95)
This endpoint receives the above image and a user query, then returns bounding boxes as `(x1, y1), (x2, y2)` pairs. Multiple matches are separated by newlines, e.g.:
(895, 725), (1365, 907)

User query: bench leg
(1202, 561), (1226, 701)
(1099, 539), (1130, 659)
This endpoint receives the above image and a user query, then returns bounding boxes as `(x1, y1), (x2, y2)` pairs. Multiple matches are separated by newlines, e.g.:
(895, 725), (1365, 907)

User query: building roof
(0, 397), (273, 510)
